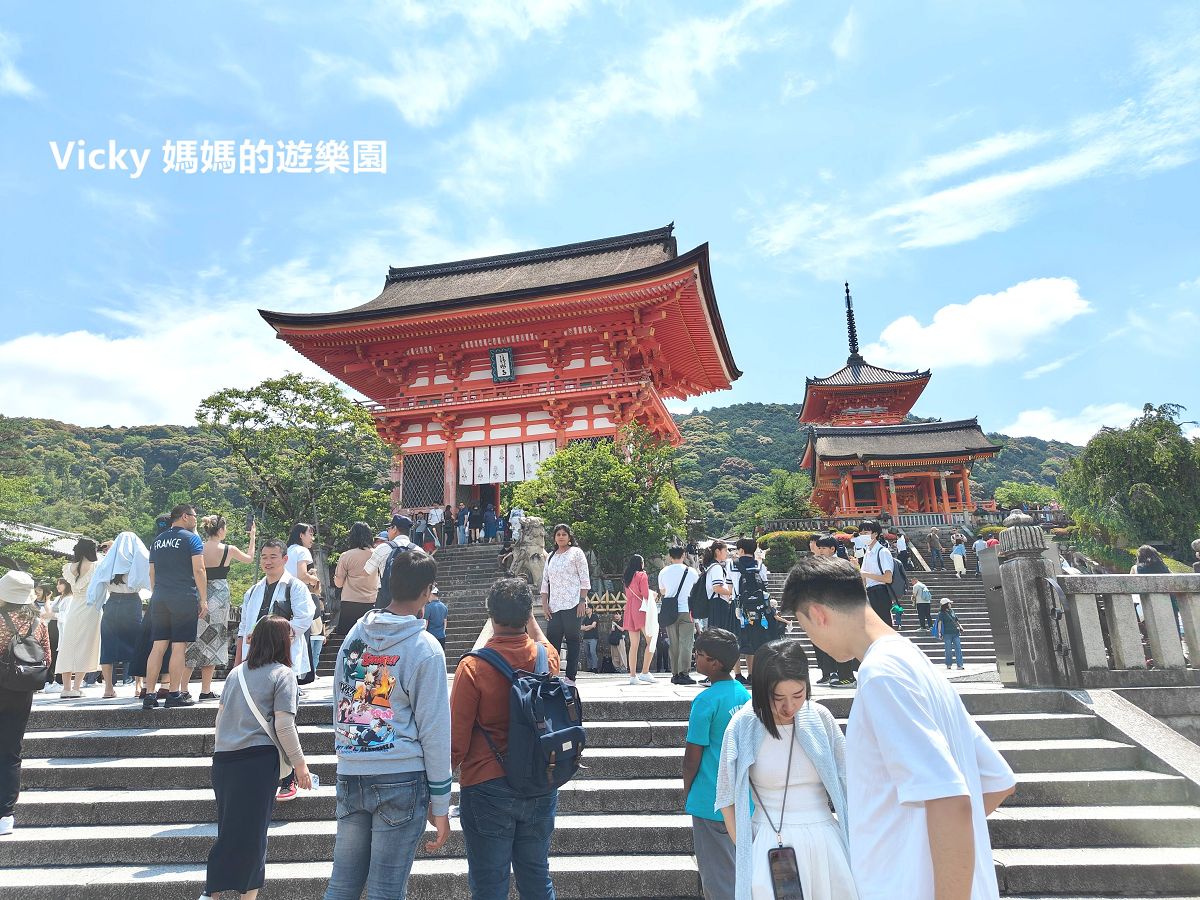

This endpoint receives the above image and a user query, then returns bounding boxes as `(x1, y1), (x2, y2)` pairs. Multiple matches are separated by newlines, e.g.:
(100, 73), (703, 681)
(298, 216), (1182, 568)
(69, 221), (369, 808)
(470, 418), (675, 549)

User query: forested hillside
(1, 404), (1081, 545)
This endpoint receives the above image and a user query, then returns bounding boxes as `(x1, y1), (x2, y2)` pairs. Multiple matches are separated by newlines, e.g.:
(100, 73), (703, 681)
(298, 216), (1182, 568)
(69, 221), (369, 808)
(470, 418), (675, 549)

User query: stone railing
(763, 511), (969, 533)
(1058, 573), (1200, 687)
(995, 509), (1200, 688)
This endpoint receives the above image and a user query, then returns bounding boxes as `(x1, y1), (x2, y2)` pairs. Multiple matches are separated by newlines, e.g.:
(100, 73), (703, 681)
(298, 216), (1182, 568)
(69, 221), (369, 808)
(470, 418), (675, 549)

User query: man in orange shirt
(451, 577), (559, 899)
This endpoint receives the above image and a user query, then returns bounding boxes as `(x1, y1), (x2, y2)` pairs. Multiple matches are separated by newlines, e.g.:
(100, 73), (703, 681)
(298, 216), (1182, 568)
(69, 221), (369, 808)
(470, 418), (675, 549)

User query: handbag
(234, 664), (294, 780)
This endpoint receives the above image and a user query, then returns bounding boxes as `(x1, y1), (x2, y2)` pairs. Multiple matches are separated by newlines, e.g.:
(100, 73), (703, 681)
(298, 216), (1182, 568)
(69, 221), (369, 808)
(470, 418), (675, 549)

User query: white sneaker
(43, 683), (62, 693)
(0, 815), (12, 836)
(637, 673), (655, 684)
(628, 676), (639, 685)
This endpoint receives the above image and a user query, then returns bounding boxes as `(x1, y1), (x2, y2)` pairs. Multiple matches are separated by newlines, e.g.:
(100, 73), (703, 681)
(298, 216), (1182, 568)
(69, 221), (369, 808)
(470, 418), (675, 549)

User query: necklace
(749, 726), (797, 847)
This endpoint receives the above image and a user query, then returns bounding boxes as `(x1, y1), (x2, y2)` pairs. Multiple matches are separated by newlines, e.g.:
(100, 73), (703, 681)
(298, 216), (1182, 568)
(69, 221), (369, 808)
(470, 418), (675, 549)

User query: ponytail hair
(201, 515), (226, 538)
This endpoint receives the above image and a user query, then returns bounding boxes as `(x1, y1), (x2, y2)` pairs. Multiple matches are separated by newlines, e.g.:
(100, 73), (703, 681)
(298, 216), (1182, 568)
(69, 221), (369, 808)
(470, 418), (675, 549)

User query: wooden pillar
(962, 467), (974, 509)
(886, 474), (900, 519)
(390, 452), (404, 514)
(938, 471), (952, 520)
(442, 442), (457, 509)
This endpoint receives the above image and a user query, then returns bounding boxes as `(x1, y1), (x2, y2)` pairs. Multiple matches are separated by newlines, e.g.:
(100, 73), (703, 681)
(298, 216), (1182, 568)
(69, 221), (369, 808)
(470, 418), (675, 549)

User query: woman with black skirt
(201, 615), (311, 900)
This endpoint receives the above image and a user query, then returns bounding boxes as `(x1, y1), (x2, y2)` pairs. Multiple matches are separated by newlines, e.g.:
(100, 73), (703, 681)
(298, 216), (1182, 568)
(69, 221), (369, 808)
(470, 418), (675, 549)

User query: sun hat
(940, 597), (952, 607)
(0, 570), (36, 605)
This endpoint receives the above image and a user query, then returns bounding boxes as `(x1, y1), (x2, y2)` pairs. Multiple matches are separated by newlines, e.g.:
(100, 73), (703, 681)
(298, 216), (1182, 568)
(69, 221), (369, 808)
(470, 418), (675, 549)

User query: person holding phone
(715, 639), (857, 900)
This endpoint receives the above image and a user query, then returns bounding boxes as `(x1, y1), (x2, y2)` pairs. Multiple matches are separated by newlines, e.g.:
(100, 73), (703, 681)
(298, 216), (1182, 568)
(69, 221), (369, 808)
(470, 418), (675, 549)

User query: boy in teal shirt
(682, 628), (749, 900)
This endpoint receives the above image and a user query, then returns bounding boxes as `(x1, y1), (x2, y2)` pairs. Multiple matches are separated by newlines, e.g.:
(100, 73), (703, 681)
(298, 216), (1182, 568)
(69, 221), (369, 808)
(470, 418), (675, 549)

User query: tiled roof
(809, 418), (1000, 460)
(806, 358), (931, 387)
(322, 225), (677, 317)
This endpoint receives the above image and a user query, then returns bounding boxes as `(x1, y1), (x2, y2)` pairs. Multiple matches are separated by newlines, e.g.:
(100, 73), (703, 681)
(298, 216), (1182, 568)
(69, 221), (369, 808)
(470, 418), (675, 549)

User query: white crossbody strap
(234, 664), (289, 768)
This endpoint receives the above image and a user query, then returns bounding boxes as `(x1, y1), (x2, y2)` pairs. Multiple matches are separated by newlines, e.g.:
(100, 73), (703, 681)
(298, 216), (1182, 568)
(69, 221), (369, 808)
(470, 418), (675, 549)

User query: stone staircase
(6, 683), (1200, 898)
(771, 549), (998, 667)
(318, 541), (503, 677)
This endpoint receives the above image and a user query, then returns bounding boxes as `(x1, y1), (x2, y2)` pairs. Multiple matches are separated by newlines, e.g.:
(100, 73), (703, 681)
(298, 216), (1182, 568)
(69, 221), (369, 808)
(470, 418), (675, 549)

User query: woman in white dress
(716, 639), (858, 900)
(56, 538), (101, 698)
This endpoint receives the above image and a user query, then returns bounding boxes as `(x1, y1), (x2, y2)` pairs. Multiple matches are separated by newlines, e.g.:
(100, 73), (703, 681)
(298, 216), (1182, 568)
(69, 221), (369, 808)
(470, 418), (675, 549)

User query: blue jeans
(944, 633), (963, 668)
(460, 778), (557, 900)
(458, 525), (468, 545)
(324, 772), (429, 900)
(582, 638), (598, 672)
(929, 546), (944, 569)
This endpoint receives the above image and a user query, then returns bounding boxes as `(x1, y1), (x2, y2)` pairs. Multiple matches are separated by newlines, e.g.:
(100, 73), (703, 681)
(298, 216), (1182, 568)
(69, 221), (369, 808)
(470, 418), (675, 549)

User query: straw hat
(0, 570), (36, 605)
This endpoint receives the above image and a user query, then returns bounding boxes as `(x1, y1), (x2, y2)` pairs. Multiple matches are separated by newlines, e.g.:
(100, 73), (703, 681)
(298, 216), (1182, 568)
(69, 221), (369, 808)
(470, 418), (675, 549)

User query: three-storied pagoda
(799, 285), (1000, 521)
(261, 225), (740, 512)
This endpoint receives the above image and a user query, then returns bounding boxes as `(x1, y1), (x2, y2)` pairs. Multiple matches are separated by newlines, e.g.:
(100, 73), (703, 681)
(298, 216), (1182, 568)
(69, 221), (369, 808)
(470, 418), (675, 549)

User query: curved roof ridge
(809, 417), (982, 436)
(805, 359), (931, 387)
(384, 224), (676, 285)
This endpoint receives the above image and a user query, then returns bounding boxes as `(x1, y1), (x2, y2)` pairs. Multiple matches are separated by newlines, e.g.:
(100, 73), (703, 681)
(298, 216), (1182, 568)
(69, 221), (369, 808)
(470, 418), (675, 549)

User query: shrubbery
(977, 525), (1006, 539)
(758, 530), (818, 570)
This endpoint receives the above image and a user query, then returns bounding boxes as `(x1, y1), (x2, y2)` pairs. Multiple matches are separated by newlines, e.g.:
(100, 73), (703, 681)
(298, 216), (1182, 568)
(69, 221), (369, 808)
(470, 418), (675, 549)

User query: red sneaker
(276, 783), (298, 802)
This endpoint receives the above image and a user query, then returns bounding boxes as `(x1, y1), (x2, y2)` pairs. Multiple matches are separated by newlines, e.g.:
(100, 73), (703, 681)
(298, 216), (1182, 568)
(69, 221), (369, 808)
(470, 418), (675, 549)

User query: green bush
(758, 531), (817, 570)
(977, 525), (1006, 539)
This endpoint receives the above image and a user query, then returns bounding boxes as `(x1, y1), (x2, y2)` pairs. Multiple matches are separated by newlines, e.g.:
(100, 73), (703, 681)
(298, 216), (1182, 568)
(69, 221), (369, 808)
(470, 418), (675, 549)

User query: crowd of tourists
(4, 505), (1125, 899)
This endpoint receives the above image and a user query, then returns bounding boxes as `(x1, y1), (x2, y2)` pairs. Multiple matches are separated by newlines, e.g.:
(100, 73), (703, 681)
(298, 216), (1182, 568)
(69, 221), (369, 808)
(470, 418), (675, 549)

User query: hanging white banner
(489, 445), (507, 483)
(458, 447), (474, 486)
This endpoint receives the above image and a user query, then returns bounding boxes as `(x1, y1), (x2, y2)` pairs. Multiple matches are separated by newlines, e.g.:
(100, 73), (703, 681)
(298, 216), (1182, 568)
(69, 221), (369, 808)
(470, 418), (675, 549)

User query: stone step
(6, 805), (1197, 869)
(993, 846), (1200, 895)
(20, 713), (1102, 789)
(0, 855), (702, 900)
(16, 769), (1190, 828)
(21, 686), (1072, 732)
(0, 814), (697, 867)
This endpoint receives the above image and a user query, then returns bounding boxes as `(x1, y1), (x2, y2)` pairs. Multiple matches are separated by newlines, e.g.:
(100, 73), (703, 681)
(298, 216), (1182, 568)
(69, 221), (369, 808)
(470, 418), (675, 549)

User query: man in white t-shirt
(508, 506), (525, 541)
(657, 545), (700, 685)
(858, 521), (895, 626)
(971, 536), (988, 579)
(780, 555), (1016, 900)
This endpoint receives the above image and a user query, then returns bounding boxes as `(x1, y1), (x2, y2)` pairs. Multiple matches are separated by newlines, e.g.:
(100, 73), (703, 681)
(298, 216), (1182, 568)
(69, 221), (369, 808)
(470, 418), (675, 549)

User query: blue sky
(1, 1), (1198, 445)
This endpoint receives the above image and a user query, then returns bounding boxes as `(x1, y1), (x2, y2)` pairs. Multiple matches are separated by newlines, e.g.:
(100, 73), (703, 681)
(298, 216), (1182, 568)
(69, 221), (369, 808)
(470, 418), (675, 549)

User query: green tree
(196, 373), (394, 559)
(730, 469), (819, 534)
(1058, 403), (1200, 556)
(511, 425), (685, 573)
(993, 480), (1058, 509)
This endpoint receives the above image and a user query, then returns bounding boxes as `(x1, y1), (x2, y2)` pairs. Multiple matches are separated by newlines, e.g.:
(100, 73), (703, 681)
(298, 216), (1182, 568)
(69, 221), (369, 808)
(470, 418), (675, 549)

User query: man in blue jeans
(326, 547), (451, 899)
(451, 577), (559, 899)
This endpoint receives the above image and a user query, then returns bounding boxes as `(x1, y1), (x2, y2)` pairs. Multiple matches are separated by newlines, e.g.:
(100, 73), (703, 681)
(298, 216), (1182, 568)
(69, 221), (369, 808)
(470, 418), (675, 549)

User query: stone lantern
(997, 510), (1071, 687)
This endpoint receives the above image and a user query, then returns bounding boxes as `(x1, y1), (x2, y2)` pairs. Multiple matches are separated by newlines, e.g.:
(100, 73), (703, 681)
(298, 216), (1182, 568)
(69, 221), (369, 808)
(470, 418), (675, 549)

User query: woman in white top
(286, 523), (324, 684)
(56, 538), (101, 698)
(538, 523), (591, 686)
(702, 541), (735, 636)
(716, 640), (857, 900)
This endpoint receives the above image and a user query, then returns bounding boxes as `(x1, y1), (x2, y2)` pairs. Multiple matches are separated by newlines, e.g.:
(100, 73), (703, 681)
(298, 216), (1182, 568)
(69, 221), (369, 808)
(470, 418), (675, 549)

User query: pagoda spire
(844, 281), (864, 364)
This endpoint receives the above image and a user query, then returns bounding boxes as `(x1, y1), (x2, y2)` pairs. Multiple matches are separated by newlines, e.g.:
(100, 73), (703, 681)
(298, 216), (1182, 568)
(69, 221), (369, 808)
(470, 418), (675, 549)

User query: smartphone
(244, 511), (255, 530)
(767, 846), (805, 900)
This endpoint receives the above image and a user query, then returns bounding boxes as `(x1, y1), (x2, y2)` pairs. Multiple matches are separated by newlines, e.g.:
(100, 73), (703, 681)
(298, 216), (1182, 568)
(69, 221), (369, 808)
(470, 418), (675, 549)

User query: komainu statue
(504, 515), (548, 589)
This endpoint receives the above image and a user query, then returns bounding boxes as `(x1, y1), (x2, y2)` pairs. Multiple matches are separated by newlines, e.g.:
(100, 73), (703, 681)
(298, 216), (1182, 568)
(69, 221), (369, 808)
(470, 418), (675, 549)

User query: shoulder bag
(234, 664), (294, 780)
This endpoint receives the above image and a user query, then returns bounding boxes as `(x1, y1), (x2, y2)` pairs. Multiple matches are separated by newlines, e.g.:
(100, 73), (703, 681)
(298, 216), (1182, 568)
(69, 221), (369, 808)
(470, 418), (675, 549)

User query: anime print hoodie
(333, 608), (452, 815)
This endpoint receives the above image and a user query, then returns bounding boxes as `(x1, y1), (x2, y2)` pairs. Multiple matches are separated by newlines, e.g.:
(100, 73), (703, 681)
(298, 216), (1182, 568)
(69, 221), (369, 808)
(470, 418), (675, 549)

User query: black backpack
(875, 545), (909, 603)
(1, 610), (48, 692)
(375, 541), (414, 609)
(467, 645), (586, 795)
(688, 565), (717, 620)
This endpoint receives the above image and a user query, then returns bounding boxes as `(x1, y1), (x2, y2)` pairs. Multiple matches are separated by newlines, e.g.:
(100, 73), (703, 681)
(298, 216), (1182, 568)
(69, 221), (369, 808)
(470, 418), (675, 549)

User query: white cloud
(830, 8), (857, 61)
(1001, 403), (1143, 445)
(1021, 351), (1082, 380)
(0, 202), (519, 426)
(0, 30), (35, 98)
(1179, 275), (1200, 290)
(899, 130), (1051, 186)
(309, 0), (588, 128)
(861, 277), (1091, 370)
(750, 21), (1200, 274)
(781, 73), (817, 101)
(441, 0), (786, 202)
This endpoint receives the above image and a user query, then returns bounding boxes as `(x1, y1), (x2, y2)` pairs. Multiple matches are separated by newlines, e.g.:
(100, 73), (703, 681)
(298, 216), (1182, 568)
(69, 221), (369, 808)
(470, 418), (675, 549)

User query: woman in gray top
(201, 615), (311, 900)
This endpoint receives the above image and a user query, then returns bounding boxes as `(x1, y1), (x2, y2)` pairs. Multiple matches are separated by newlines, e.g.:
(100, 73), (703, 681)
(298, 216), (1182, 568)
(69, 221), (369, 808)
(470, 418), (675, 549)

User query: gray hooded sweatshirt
(333, 609), (452, 815)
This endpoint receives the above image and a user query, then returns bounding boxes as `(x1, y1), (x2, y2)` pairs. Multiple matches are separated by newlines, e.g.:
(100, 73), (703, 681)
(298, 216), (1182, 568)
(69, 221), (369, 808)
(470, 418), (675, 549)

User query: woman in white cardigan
(716, 639), (858, 900)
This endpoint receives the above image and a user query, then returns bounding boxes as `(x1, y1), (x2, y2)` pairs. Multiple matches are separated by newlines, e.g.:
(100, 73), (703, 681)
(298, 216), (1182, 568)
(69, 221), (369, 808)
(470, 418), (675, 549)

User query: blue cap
(390, 514), (413, 531)
(376, 530), (389, 541)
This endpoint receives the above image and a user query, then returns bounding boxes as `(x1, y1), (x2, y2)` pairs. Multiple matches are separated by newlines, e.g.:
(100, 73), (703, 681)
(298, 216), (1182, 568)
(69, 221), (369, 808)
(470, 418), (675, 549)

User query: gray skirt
(186, 579), (231, 668)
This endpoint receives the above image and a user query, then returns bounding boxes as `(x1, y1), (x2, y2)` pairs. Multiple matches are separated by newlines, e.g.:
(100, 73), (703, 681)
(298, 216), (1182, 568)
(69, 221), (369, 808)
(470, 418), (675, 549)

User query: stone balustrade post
(997, 511), (1073, 688)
